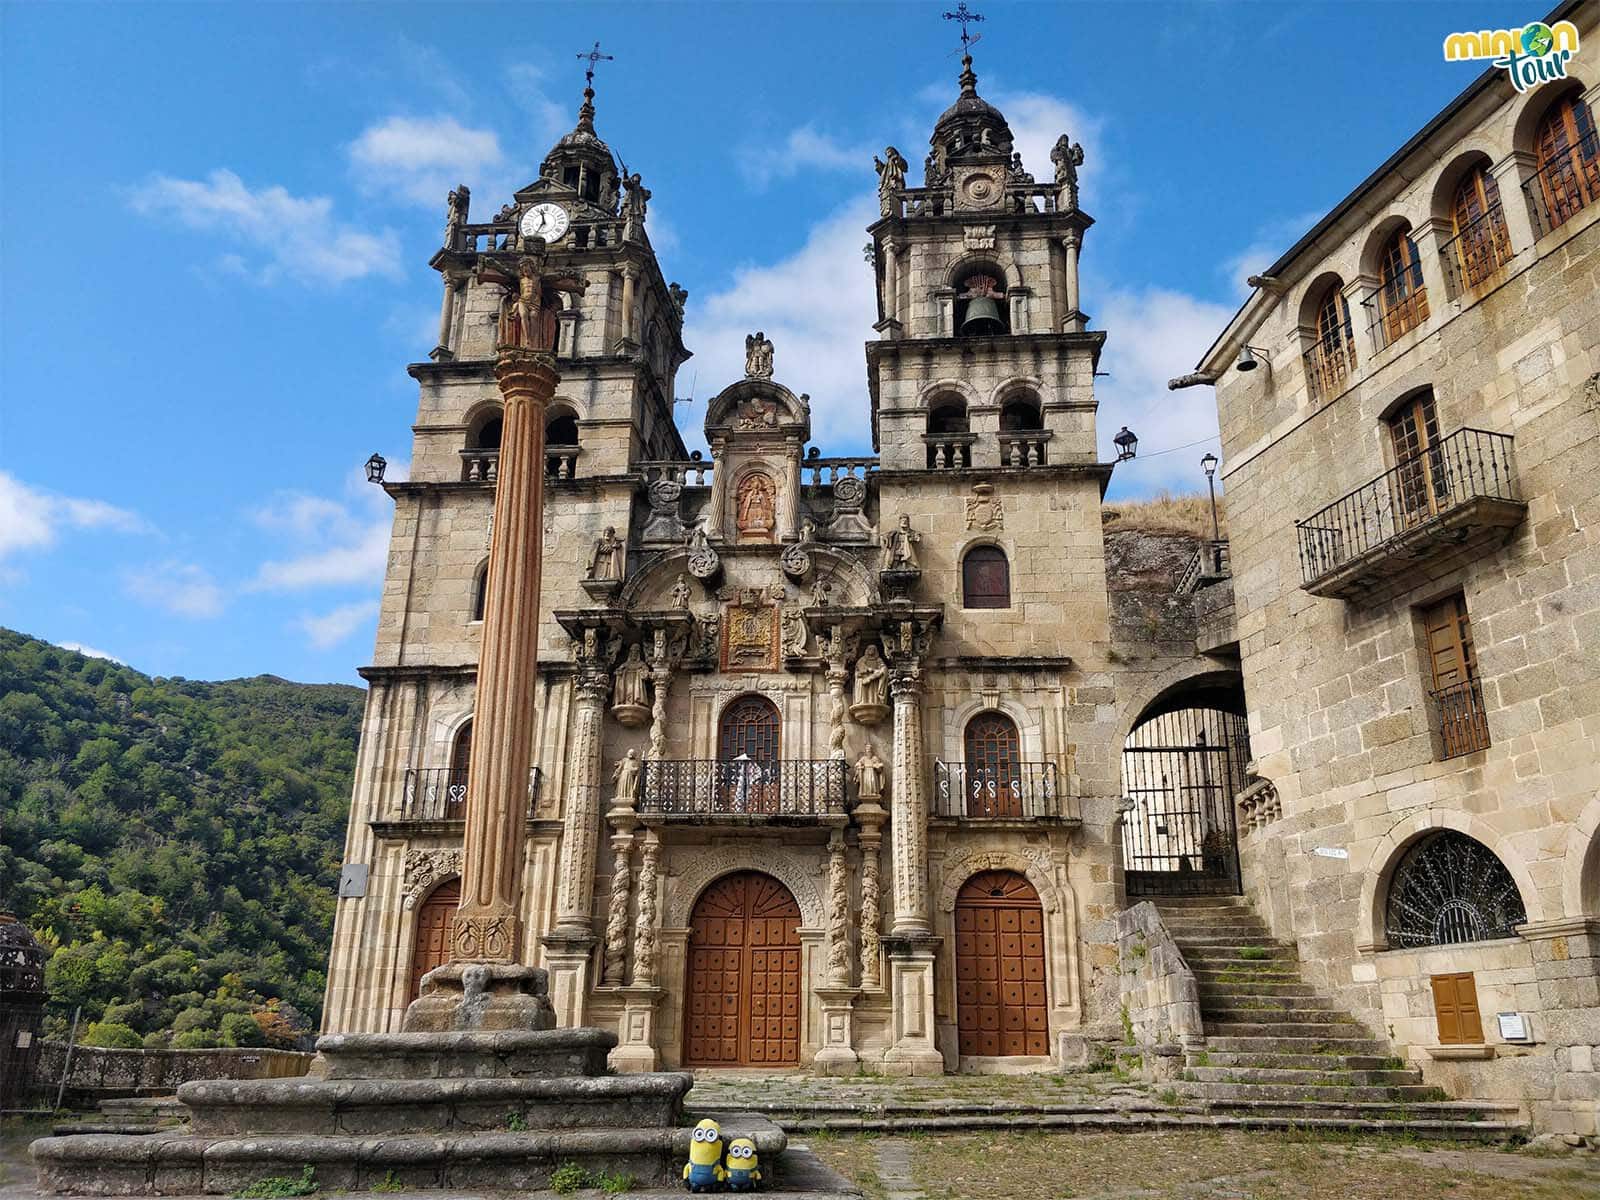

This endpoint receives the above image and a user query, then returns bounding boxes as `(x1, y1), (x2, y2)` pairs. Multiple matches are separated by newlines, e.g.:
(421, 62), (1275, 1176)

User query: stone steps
(1204, 1020), (1374, 1039)
(180, 1073), (692, 1136)
(1200, 1005), (1359, 1025)
(313, 1028), (614, 1080)
(1196, 980), (1321, 998)
(1198, 1051), (1402, 1071)
(30, 1118), (790, 1197)
(1184, 1066), (1425, 1087)
(1201, 1097), (1521, 1124)
(1178, 1080), (1448, 1104)
(1204, 1034), (1393, 1056)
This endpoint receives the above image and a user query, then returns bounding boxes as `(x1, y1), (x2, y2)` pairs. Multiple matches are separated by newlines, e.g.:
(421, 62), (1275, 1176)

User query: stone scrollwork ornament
(402, 848), (462, 909)
(685, 520), (721, 581)
(826, 473), (872, 541)
(780, 517), (816, 580)
(641, 478), (686, 543)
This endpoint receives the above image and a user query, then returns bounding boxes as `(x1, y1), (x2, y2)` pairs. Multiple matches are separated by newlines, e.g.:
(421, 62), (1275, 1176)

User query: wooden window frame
(1420, 592), (1490, 758)
(1376, 229), (1430, 343)
(964, 712), (1023, 818)
(1451, 167), (1512, 288)
(1431, 971), (1485, 1045)
(1386, 391), (1445, 528)
(1535, 94), (1600, 230)
(962, 544), (1011, 609)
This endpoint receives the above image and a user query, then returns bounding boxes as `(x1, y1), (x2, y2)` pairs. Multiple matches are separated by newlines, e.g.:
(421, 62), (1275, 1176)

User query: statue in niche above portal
(669, 574), (692, 610)
(614, 644), (649, 708)
(851, 645), (889, 718)
(735, 473), (777, 540)
(854, 748), (885, 802)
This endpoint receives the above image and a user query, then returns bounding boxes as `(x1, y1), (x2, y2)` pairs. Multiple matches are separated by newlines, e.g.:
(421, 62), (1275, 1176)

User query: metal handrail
(639, 759), (847, 817)
(1521, 129), (1600, 237)
(1431, 678), (1491, 759)
(933, 761), (1062, 820)
(1301, 333), (1358, 402)
(399, 766), (542, 821)
(1360, 277), (1430, 353)
(1438, 204), (1514, 293)
(1295, 427), (1518, 584)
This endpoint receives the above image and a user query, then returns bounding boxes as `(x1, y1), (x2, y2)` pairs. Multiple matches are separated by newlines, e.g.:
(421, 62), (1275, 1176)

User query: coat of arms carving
(720, 592), (780, 673)
(964, 482), (1004, 531)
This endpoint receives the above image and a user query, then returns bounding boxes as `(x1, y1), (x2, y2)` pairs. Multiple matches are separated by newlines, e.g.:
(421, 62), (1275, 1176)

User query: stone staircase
(1154, 895), (1526, 1140)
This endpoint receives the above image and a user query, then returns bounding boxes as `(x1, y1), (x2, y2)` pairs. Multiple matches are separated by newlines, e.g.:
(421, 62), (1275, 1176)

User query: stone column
(704, 438), (728, 538)
(856, 811), (886, 990)
(610, 829), (664, 1072)
(1491, 151), (1539, 251)
(600, 782), (639, 987)
(1413, 216), (1455, 309)
(1060, 231), (1084, 333)
(403, 328), (560, 1032)
(620, 266), (639, 345)
(782, 437), (802, 542)
(631, 830), (662, 988)
(888, 664), (931, 936)
(647, 645), (674, 764)
(431, 273), (461, 361)
(882, 238), (900, 325)
(543, 660), (610, 1025)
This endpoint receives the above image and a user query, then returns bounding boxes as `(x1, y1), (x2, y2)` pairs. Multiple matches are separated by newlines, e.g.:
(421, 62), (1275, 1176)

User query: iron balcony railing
(1522, 130), (1600, 238)
(1432, 678), (1492, 759)
(399, 766), (542, 821)
(1361, 277), (1430, 354)
(1295, 428), (1518, 585)
(1438, 204), (1514, 294)
(639, 759), (847, 818)
(1302, 333), (1358, 403)
(933, 761), (1064, 820)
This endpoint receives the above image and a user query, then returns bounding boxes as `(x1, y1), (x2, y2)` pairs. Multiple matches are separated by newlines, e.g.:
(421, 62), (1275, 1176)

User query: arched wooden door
(684, 872), (801, 1067)
(407, 879), (460, 1003)
(954, 870), (1048, 1057)
(964, 712), (1022, 817)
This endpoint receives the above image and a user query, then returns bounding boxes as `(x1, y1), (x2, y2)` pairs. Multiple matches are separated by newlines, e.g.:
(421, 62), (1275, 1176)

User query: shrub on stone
(221, 1012), (267, 1047)
(172, 1027), (221, 1049)
(82, 1021), (142, 1049)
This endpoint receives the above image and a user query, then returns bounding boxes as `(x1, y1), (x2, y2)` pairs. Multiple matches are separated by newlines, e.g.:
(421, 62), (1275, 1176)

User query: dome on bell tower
(538, 84), (621, 214)
(927, 54), (1014, 183)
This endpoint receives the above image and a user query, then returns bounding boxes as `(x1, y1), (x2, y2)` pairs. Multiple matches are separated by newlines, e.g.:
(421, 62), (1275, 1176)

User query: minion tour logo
(1444, 20), (1581, 93)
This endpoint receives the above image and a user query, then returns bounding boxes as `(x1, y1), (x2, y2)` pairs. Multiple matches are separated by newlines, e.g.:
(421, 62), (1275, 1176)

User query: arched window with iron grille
(716, 695), (781, 814)
(1384, 831), (1527, 948)
(1533, 92), (1600, 232)
(964, 712), (1021, 817)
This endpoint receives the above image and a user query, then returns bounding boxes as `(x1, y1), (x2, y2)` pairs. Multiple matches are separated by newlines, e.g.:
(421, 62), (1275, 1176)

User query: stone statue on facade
(809, 576), (834, 608)
(854, 748), (885, 802)
(669, 282), (688, 318)
(588, 526), (625, 580)
(850, 644), (889, 724)
(881, 514), (921, 571)
(1051, 134), (1084, 210)
(781, 605), (809, 657)
(874, 145), (908, 216)
(735, 472), (777, 540)
(598, 172), (619, 215)
(611, 644), (650, 726)
(669, 574), (692, 610)
(744, 331), (775, 379)
(622, 172), (651, 223)
(611, 748), (641, 805)
(445, 184), (470, 246)
(1009, 152), (1034, 187)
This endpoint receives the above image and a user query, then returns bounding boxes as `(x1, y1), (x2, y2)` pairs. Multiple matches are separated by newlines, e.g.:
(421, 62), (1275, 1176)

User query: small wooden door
(955, 871), (1049, 1057)
(1431, 972), (1485, 1044)
(964, 713), (1022, 817)
(408, 879), (460, 1003)
(1423, 593), (1489, 755)
(1387, 391), (1444, 528)
(684, 872), (801, 1067)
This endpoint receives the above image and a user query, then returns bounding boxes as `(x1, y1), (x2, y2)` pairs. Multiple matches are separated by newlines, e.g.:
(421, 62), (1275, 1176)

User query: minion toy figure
(724, 1137), (762, 1192)
(682, 1118), (727, 1193)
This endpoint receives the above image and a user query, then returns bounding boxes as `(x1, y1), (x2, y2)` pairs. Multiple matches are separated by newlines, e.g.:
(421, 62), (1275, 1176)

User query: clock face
(519, 203), (570, 242)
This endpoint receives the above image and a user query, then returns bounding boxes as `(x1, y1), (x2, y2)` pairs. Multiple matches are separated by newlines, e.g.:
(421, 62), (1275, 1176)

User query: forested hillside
(0, 628), (362, 1049)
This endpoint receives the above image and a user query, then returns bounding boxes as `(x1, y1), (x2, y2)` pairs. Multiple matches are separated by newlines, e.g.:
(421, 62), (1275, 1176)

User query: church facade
(321, 57), (1236, 1074)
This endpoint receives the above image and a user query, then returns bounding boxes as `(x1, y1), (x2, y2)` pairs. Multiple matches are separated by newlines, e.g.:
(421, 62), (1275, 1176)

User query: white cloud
(298, 599), (381, 649)
(56, 641), (124, 664)
(123, 560), (226, 619)
(741, 126), (874, 189)
(991, 91), (1103, 197)
(248, 486), (393, 592)
(1092, 287), (1235, 496)
(348, 116), (505, 208)
(682, 195), (881, 454)
(1217, 209), (1325, 300)
(505, 62), (570, 147)
(128, 169), (401, 285)
(0, 471), (146, 561)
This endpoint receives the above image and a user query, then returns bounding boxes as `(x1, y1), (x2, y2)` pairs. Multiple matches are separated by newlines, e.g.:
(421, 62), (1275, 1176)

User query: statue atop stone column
(849, 644), (889, 724)
(881, 513), (921, 571)
(611, 644), (650, 727)
(444, 184), (470, 247)
(874, 145), (908, 216)
(588, 527), (625, 580)
(622, 171), (650, 235)
(744, 331), (775, 379)
(1051, 134), (1084, 211)
(610, 748), (641, 805)
(854, 747), (885, 802)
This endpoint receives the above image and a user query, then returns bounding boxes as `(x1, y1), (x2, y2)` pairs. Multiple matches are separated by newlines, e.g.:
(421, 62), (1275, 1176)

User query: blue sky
(0, 0), (1535, 684)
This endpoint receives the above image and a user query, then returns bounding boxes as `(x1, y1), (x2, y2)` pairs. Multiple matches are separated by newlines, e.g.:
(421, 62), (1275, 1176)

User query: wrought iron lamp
(1201, 451), (1221, 542)
(1113, 426), (1138, 462)
(365, 453), (387, 484)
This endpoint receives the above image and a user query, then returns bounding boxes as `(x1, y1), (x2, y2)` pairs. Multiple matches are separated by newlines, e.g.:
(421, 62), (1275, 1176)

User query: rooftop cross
(577, 40), (614, 88)
(942, 3), (984, 54)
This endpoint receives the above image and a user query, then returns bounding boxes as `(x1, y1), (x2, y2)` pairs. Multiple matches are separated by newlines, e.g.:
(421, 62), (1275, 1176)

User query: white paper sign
(1497, 1011), (1529, 1041)
(1313, 847), (1349, 859)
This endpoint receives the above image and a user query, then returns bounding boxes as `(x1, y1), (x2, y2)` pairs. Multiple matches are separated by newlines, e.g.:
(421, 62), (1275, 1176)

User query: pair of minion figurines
(682, 1118), (762, 1192)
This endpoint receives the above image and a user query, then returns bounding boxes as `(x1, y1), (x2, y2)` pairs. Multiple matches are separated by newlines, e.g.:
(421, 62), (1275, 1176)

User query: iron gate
(1121, 707), (1250, 896)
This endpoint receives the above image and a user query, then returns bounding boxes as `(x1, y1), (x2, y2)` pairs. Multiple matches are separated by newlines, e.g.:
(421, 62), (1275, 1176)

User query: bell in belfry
(958, 273), (1006, 335)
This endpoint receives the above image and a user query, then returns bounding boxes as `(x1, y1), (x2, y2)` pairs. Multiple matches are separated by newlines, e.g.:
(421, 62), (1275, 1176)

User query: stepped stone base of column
(29, 1028), (796, 1196)
(402, 962), (556, 1033)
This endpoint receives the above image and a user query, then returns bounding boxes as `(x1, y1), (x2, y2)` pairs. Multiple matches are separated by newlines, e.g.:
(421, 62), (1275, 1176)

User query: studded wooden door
(955, 870), (1048, 1057)
(407, 879), (460, 1003)
(684, 872), (801, 1067)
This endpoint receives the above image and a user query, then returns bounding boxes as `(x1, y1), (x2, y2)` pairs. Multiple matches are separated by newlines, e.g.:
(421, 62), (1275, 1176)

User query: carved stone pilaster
(825, 829), (852, 988)
(601, 833), (634, 986)
(888, 660), (930, 936)
(631, 830), (662, 987)
(825, 630), (850, 765)
(551, 664), (612, 937)
(646, 641), (675, 764)
(856, 819), (885, 990)
(704, 439), (728, 538)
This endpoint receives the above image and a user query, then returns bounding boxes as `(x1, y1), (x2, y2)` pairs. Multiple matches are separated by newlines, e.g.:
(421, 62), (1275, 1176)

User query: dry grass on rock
(1103, 490), (1227, 540)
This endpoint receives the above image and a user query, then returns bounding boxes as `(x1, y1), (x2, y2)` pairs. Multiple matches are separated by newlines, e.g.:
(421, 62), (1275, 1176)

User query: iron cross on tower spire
(577, 40), (614, 88)
(943, 2), (984, 54)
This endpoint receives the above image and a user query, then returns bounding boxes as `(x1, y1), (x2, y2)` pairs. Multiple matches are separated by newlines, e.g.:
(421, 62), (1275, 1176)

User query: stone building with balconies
(1173, 1), (1600, 1133)
(322, 55), (1246, 1077)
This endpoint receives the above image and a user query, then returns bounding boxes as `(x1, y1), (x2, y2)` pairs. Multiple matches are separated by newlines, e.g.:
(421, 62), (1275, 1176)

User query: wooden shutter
(1536, 95), (1600, 227)
(962, 546), (1011, 608)
(1430, 972), (1484, 1045)
(1422, 594), (1476, 692)
(1387, 392), (1444, 525)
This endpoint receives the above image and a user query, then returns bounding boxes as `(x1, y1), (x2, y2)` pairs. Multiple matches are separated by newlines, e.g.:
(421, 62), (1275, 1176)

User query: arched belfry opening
(1120, 680), (1251, 897)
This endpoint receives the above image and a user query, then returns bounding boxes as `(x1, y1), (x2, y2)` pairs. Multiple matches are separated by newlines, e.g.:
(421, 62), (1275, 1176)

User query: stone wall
(35, 1043), (312, 1100)
(1115, 901), (1203, 1080)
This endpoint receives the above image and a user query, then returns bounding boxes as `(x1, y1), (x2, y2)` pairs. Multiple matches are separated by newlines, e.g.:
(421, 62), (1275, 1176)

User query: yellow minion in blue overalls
(724, 1137), (762, 1191)
(682, 1118), (727, 1192)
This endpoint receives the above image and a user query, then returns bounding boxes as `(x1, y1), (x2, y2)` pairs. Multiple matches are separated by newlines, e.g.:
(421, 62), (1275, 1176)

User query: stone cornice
(358, 661), (578, 683)
(928, 654), (1073, 672)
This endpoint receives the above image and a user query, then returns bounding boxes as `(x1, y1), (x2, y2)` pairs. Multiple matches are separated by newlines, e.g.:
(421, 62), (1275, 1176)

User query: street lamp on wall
(365, 453), (387, 484)
(1113, 426), (1138, 462)
(1201, 451), (1221, 543)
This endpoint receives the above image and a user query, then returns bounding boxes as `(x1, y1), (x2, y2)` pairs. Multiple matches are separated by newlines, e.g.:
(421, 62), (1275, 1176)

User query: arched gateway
(684, 871), (801, 1067)
(407, 878), (460, 1004)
